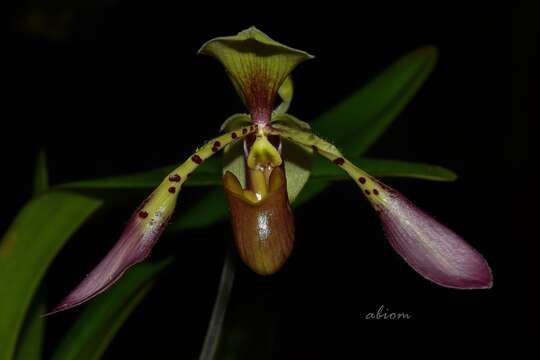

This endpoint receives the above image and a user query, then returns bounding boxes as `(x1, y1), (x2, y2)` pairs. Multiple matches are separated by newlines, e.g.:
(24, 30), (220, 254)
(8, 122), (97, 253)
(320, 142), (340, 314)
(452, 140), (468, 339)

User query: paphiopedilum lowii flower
(49, 27), (492, 315)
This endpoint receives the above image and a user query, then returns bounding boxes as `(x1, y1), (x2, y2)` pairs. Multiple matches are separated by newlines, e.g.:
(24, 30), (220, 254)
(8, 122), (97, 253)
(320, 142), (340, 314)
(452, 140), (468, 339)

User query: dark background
(10, 1), (530, 358)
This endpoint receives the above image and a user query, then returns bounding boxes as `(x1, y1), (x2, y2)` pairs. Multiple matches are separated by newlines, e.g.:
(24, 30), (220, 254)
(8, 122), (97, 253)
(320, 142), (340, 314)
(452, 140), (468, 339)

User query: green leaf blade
(14, 150), (51, 360)
(14, 299), (46, 360)
(294, 157), (456, 208)
(310, 156), (457, 182)
(311, 46), (438, 156)
(0, 192), (102, 360)
(58, 157), (223, 191)
(169, 188), (229, 232)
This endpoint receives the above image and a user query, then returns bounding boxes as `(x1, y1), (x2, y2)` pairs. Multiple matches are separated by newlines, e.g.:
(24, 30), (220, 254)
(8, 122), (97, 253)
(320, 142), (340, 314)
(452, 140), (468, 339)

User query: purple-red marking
(191, 155), (203, 164)
(333, 157), (345, 166)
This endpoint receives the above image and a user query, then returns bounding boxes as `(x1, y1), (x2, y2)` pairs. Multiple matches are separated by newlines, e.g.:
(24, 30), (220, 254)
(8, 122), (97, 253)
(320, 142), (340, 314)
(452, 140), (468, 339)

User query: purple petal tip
(374, 182), (492, 290)
(47, 198), (171, 315)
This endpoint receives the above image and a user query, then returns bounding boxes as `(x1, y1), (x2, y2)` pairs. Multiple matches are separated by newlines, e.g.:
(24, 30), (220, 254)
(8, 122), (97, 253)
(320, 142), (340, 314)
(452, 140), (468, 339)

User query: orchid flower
(49, 27), (492, 315)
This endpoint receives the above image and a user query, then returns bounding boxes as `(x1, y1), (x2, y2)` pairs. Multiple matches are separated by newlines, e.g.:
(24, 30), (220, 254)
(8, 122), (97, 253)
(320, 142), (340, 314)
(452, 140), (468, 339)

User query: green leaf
(58, 157), (223, 190)
(0, 192), (102, 360)
(168, 188), (229, 231)
(291, 179), (329, 208)
(14, 297), (45, 360)
(311, 156), (457, 182)
(51, 258), (173, 360)
(311, 46), (438, 157)
(14, 150), (51, 360)
(288, 47), (440, 206)
(292, 157), (456, 208)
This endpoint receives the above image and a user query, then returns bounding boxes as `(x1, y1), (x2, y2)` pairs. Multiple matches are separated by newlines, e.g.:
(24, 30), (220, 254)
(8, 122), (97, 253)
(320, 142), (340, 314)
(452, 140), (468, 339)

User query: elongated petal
(49, 125), (260, 315)
(224, 167), (294, 275)
(372, 180), (492, 288)
(275, 123), (492, 289)
(48, 186), (177, 315)
(199, 27), (313, 124)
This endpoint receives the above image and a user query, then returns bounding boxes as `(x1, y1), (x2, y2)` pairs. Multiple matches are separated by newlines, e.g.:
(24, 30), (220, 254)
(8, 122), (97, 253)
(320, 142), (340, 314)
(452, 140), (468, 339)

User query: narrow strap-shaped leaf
(14, 150), (51, 360)
(311, 156), (457, 182)
(293, 157), (456, 207)
(58, 157), (223, 190)
(51, 258), (173, 360)
(291, 179), (329, 208)
(14, 297), (45, 360)
(199, 248), (235, 360)
(168, 188), (229, 231)
(311, 46), (438, 156)
(0, 192), (102, 360)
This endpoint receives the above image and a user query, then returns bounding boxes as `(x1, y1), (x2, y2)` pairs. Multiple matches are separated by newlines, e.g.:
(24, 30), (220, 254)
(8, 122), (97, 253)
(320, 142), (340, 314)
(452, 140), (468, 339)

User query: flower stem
(198, 245), (236, 360)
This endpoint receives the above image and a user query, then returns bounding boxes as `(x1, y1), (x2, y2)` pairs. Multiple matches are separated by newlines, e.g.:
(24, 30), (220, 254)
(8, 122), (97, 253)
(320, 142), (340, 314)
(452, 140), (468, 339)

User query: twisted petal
(48, 125), (259, 315)
(274, 122), (492, 289)
(47, 186), (177, 315)
(199, 27), (313, 124)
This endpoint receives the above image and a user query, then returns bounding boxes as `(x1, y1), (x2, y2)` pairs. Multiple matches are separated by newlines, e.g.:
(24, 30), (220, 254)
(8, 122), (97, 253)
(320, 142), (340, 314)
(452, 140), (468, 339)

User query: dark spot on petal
(168, 187), (176, 193)
(311, 145), (318, 153)
(138, 211), (148, 218)
(242, 128), (247, 135)
(358, 177), (366, 184)
(373, 189), (379, 195)
(333, 157), (345, 166)
(231, 132), (238, 139)
(250, 125), (254, 131)
(191, 154), (203, 164)
(364, 189), (371, 195)
(169, 174), (181, 182)
(213, 141), (221, 148)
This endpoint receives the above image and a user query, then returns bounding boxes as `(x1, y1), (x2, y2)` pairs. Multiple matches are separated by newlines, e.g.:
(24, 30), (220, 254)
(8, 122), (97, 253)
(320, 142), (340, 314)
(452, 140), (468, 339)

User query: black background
(10, 1), (530, 358)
